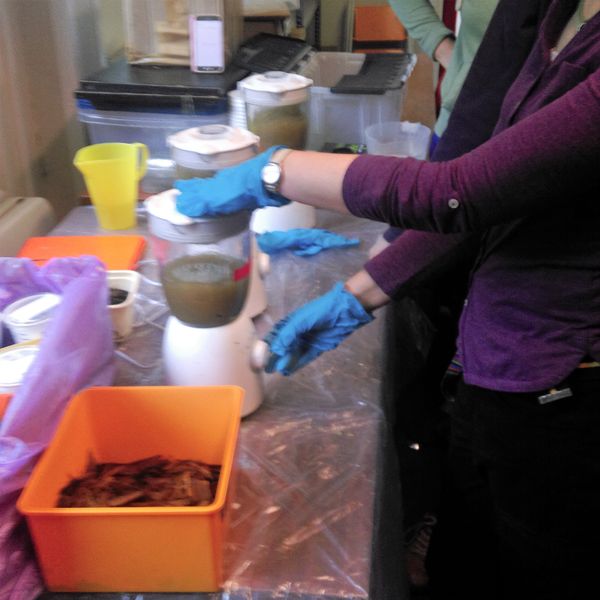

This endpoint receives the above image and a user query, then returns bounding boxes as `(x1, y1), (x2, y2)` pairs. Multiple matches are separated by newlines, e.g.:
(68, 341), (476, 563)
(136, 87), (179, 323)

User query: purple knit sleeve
(364, 230), (475, 297)
(342, 69), (600, 234)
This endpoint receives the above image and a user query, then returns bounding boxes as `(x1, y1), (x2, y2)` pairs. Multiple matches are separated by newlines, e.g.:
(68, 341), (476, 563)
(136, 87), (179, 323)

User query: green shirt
(389, 0), (499, 137)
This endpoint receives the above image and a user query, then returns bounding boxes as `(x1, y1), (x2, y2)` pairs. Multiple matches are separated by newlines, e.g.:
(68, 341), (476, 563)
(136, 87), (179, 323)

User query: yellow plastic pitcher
(73, 142), (148, 230)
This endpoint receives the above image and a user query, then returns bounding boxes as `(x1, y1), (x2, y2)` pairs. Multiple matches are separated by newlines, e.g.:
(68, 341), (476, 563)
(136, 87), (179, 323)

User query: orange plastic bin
(17, 385), (243, 593)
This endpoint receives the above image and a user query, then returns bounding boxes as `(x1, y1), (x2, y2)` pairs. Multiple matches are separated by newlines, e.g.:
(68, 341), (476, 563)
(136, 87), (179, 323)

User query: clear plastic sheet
(37, 206), (405, 600)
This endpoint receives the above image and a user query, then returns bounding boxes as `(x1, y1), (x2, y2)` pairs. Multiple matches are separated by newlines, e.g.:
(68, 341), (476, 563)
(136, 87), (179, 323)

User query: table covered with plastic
(34, 205), (407, 600)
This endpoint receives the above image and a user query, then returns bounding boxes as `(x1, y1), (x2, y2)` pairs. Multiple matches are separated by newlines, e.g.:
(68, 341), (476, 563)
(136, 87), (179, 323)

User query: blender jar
(167, 124), (259, 180)
(239, 71), (313, 151)
(146, 192), (252, 328)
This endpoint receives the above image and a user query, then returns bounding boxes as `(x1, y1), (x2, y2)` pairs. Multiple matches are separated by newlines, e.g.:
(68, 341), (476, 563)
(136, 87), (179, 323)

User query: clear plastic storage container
(77, 102), (228, 161)
(299, 52), (416, 149)
(77, 102), (229, 193)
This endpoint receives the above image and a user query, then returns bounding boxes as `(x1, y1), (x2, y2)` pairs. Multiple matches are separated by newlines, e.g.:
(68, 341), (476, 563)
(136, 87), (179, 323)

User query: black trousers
(428, 369), (600, 600)
(383, 291), (459, 531)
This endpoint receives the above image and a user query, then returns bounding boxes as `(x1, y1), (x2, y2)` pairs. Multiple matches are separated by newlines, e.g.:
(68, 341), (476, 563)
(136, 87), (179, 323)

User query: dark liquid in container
(109, 288), (129, 305)
(161, 254), (249, 327)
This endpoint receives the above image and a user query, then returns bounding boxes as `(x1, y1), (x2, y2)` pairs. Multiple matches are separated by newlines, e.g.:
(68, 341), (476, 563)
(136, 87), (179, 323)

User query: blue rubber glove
(257, 228), (360, 256)
(175, 146), (290, 217)
(265, 282), (374, 375)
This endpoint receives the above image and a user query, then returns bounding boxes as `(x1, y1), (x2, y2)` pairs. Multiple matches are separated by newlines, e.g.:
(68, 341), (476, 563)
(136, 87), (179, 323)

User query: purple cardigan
(342, 0), (600, 392)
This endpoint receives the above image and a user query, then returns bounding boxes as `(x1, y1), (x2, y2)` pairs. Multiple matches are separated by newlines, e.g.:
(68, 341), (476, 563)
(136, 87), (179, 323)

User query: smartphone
(189, 14), (225, 73)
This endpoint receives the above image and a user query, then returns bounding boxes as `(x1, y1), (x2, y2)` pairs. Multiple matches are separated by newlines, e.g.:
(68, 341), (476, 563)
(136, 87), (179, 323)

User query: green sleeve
(388, 0), (453, 58)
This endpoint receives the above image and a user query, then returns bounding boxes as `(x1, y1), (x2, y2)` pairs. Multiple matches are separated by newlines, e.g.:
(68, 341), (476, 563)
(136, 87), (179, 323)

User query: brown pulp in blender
(161, 253), (249, 327)
(248, 104), (308, 151)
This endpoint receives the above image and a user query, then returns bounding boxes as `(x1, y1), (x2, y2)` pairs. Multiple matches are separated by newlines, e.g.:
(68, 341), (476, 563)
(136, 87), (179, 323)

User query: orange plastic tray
(17, 385), (243, 592)
(17, 236), (146, 271)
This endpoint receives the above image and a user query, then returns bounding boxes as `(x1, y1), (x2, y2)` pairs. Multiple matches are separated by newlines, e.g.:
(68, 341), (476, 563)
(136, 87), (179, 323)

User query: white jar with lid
(239, 71), (313, 152)
(167, 124), (259, 180)
(3, 293), (61, 343)
(239, 71), (317, 232)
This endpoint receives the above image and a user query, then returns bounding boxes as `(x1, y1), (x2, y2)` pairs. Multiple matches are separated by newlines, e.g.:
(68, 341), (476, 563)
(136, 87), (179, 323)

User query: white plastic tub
(365, 120), (431, 158)
(107, 270), (141, 340)
(3, 293), (61, 343)
(0, 341), (40, 394)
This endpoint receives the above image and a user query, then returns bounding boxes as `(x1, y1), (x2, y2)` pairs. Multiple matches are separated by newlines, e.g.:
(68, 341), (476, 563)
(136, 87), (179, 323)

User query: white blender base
(244, 236), (268, 317)
(251, 202), (316, 234)
(163, 315), (264, 417)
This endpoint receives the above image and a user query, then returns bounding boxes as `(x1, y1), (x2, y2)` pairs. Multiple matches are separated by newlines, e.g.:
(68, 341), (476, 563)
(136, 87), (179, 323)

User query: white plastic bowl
(365, 120), (431, 159)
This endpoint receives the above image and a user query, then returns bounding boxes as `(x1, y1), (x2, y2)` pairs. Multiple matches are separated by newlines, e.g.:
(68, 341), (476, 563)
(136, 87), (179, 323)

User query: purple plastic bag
(0, 256), (116, 599)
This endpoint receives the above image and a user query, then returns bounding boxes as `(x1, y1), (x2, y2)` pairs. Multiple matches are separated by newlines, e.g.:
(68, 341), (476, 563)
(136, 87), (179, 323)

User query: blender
(145, 190), (268, 417)
(167, 124), (269, 317)
(238, 71), (316, 233)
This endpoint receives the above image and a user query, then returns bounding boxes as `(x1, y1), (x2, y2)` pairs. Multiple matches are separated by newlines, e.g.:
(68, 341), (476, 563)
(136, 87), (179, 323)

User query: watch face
(262, 162), (281, 186)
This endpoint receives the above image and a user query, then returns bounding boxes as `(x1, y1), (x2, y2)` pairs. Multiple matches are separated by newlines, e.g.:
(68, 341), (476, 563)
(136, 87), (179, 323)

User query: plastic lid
(167, 124), (259, 170)
(239, 71), (312, 107)
(145, 189), (251, 244)
(0, 343), (39, 387)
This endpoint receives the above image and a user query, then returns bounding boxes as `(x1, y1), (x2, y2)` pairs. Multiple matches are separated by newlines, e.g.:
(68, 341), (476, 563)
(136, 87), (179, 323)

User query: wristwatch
(261, 149), (293, 195)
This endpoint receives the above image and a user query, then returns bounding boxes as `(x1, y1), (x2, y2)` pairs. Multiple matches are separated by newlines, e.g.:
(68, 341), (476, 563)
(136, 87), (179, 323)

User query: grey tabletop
(39, 205), (406, 600)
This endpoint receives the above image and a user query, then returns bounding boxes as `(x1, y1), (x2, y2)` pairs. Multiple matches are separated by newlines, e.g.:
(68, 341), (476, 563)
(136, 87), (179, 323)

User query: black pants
(383, 291), (459, 530)
(383, 251), (471, 527)
(428, 369), (600, 600)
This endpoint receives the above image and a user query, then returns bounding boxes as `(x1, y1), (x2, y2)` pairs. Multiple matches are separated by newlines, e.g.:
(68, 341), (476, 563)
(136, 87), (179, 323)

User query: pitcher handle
(133, 143), (149, 181)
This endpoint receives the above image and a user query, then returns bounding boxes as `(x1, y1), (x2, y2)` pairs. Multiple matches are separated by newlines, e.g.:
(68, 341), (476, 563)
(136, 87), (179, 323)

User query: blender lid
(167, 124), (259, 170)
(167, 124), (258, 156)
(145, 189), (251, 243)
(239, 71), (312, 106)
